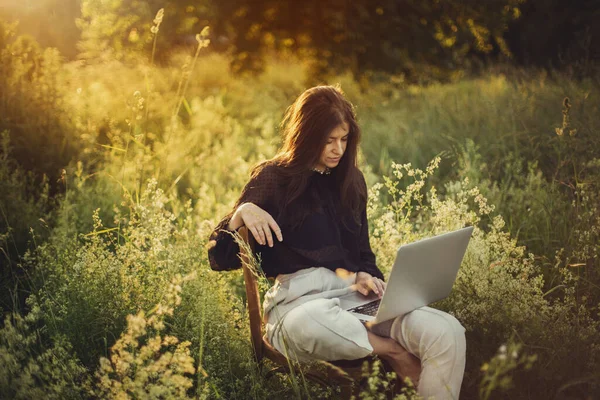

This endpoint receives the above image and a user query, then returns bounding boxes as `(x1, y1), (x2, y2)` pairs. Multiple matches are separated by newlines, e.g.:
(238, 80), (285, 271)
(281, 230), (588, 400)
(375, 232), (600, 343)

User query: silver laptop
(339, 226), (474, 323)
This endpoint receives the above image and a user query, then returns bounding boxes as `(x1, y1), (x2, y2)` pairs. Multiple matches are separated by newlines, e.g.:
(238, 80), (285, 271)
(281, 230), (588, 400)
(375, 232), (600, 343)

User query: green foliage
(479, 341), (538, 400)
(209, 0), (525, 80)
(0, 131), (53, 310)
(450, 136), (600, 312)
(0, 300), (91, 399)
(95, 274), (196, 399)
(0, 0), (80, 59)
(73, 0), (526, 80)
(31, 180), (199, 367)
(77, 0), (214, 64)
(368, 155), (600, 397)
(506, 0), (600, 76)
(171, 267), (272, 399)
(0, 20), (79, 183)
(77, 0), (155, 63)
(357, 359), (420, 400)
(357, 74), (600, 313)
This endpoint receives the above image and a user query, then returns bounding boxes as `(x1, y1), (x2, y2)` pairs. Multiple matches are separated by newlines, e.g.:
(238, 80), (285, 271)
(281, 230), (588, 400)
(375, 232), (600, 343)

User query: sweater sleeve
(357, 173), (385, 281)
(207, 164), (281, 272)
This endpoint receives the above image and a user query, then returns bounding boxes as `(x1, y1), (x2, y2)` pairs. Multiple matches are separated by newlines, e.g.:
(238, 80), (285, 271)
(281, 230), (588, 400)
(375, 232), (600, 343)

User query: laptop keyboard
(348, 299), (381, 316)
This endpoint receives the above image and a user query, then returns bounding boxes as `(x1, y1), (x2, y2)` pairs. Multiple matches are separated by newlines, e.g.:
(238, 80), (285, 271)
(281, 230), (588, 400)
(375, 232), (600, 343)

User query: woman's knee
(278, 306), (316, 353)
(398, 308), (465, 355)
(423, 310), (466, 357)
(279, 303), (336, 356)
(440, 311), (466, 338)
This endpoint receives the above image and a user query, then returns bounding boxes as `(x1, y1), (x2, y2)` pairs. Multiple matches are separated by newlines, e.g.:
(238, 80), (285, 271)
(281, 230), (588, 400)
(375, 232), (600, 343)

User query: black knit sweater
(207, 162), (384, 281)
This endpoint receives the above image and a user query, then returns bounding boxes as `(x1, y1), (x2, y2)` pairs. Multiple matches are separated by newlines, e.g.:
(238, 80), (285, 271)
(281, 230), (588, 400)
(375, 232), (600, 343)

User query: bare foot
(381, 349), (421, 388)
(366, 331), (421, 388)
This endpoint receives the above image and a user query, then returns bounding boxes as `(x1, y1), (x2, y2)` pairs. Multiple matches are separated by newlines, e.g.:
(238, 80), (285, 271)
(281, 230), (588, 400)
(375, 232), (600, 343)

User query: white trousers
(264, 267), (466, 399)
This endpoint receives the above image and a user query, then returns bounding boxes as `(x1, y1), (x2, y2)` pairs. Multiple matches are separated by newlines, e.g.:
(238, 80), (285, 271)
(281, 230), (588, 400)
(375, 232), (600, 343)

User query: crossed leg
(271, 300), (466, 399)
(372, 306), (467, 399)
(367, 330), (422, 387)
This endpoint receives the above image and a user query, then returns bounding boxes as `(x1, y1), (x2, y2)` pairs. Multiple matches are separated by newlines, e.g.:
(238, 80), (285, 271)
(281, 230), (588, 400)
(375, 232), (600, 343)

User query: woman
(207, 85), (466, 399)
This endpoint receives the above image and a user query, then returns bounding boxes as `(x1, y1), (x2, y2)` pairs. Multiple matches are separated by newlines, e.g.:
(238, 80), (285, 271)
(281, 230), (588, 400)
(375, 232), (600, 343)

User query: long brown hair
(253, 84), (366, 229)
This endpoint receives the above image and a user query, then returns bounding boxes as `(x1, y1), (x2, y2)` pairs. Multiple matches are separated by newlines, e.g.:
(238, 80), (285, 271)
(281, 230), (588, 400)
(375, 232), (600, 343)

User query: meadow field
(1, 19), (600, 399)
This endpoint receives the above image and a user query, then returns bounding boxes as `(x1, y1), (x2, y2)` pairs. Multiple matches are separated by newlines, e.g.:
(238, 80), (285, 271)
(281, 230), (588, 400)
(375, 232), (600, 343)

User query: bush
(31, 180), (199, 367)
(367, 157), (600, 398)
(0, 299), (90, 399)
(0, 20), (79, 184)
(0, 131), (52, 311)
(95, 274), (196, 399)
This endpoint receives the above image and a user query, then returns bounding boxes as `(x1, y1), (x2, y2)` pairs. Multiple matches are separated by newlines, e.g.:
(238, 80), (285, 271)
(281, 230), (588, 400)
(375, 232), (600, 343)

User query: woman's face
(314, 121), (349, 172)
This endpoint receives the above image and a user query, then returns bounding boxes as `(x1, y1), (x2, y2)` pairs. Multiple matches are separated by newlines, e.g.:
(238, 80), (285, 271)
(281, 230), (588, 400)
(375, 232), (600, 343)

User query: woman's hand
(231, 203), (283, 247)
(354, 271), (386, 298)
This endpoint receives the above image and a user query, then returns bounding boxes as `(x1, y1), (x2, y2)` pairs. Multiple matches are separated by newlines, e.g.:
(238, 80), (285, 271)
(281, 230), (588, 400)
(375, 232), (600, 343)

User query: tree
(76, 0), (525, 80)
(208, 0), (525, 80)
(77, 0), (215, 64)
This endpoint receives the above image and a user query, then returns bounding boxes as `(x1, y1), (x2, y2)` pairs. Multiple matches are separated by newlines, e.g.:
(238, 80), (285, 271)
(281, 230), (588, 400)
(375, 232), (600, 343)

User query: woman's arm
(207, 213), (243, 272)
(207, 164), (281, 271)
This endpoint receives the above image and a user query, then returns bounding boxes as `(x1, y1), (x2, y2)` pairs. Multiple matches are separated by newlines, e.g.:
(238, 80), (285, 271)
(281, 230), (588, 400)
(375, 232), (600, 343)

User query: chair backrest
(238, 226), (264, 362)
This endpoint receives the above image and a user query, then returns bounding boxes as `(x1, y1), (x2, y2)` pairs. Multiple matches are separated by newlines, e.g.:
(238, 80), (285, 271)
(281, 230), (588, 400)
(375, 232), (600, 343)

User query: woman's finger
(260, 221), (274, 247)
(359, 283), (370, 296)
(248, 225), (263, 245)
(367, 279), (379, 296)
(374, 279), (383, 296)
(251, 222), (266, 245)
(266, 215), (283, 242)
(353, 282), (370, 296)
(371, 278), (384, 297)
(374, 279), (384, 297)
(244, 205), (282, 246)
(258, 222), (269, 245)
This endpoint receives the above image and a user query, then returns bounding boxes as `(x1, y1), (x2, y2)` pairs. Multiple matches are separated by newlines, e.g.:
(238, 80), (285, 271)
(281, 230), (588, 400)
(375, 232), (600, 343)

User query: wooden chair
(236, 226), (380, 398)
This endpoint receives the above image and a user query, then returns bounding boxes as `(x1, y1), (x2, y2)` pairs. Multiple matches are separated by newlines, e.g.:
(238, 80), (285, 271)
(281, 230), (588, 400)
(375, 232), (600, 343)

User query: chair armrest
(237, 226), (256, 252)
